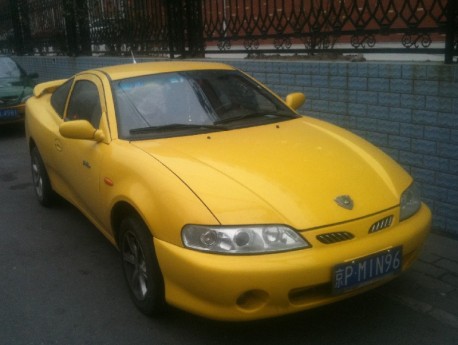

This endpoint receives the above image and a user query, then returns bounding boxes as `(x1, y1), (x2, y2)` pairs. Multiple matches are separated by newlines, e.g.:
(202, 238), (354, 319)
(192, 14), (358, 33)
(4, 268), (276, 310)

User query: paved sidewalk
(378, 232), (458, 329)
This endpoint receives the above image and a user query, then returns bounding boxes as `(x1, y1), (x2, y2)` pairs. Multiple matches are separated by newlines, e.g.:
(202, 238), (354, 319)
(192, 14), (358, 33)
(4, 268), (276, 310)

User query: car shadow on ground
(0, 122), (25, 139)
(151, 289), (437, 345)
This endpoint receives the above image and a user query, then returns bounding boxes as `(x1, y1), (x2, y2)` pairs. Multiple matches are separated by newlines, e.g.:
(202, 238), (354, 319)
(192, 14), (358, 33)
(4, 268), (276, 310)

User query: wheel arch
(111, 201), (151, 248)
(28, 137), (37, 153)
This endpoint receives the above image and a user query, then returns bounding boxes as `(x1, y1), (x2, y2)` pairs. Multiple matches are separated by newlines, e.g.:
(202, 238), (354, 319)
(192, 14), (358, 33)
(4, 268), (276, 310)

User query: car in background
(25, 61), (431, 321)
(0, 56), (37, 124)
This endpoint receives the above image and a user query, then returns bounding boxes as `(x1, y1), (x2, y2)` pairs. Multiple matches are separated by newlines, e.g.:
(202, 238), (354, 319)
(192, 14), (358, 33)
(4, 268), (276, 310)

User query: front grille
(368, 215), (393, 233)
(317, 231), (354, 244)
(0, 95), (20, 105)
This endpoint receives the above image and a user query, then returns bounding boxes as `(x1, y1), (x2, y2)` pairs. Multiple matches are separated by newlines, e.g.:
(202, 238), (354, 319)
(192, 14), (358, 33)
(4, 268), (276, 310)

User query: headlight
(400, 183), (421, 221)
(182, 225), (311, 254)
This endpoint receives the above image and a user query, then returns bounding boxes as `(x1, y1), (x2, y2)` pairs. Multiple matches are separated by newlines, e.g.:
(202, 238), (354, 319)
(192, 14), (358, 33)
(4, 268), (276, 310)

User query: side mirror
(285, 92), (306, 111)
(59, 120), (105, 142)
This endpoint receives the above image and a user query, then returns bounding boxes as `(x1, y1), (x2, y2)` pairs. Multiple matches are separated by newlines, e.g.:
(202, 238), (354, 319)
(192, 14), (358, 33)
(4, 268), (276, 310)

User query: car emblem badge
(335, 195), (354, 210)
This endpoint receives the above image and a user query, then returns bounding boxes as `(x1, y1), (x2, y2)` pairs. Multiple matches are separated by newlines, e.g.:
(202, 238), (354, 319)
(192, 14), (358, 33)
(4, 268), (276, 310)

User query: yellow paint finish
(156, 204), (431, 321)
(33, 79), (66, 97)
(134, 116), (411, 229)
(26, 61), (432, 321)
(98, 139), (219, 245)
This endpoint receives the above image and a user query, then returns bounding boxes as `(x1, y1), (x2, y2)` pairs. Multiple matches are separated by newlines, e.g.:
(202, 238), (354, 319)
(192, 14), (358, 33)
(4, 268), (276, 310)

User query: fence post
(185, 0), (204, 57)
(166, 0), (184, 58)
(63, 0), (78, 56)
(63, 0), (90, 56)
(9, 0), (23, 54)
(76, 1), (92, 55)
(445, 0), (456, 64)
(10, 0), (31, 55)
(166, 0), (204, 58)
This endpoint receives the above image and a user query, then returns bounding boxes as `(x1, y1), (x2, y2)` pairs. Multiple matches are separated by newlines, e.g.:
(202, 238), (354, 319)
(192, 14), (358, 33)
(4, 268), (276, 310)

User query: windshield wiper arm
(130, 123), (228, 134)
(214, 111), (297, 125)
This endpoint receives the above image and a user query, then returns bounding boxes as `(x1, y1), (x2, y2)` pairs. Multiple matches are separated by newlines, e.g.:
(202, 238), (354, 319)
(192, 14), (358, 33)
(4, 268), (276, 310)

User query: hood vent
(369, 215), (393, 233)
(317, 231), (354, 244)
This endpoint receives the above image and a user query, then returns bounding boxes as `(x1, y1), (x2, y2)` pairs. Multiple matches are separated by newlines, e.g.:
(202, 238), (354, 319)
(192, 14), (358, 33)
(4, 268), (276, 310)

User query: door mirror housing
(59, 120), (105, 142)
(285, 92), (306, 111)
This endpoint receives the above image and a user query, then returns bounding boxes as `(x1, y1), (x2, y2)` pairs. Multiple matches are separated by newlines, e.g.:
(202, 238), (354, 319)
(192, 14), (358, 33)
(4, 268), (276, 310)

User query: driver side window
(66, 80), (102, 128)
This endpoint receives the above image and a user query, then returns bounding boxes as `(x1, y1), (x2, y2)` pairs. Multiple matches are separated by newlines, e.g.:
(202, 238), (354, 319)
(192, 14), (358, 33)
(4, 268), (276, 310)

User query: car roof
(89, 61), (236, 81)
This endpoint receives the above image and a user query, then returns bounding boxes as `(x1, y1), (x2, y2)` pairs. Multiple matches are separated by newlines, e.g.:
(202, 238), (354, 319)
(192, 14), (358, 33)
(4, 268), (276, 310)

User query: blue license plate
(333, 246), (402, 294)
(0, 109), (20, 119)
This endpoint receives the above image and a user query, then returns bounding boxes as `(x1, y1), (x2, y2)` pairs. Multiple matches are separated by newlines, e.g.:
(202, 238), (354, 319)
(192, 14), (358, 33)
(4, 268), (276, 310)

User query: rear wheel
(30, 146), (54, 207)
(119, 216), (165, 316)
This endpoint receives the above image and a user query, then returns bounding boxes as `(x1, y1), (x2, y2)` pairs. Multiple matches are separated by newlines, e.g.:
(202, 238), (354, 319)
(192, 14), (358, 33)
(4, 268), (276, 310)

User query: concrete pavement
(378, 232), (458, 329)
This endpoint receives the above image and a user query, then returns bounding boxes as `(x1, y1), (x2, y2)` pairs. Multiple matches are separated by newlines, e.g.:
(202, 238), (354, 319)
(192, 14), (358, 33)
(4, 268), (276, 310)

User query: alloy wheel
(122, 231), (149, 300)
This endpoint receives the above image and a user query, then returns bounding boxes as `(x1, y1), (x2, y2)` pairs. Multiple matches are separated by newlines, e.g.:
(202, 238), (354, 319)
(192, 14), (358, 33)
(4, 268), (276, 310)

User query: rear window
(50, 78), (73, 118)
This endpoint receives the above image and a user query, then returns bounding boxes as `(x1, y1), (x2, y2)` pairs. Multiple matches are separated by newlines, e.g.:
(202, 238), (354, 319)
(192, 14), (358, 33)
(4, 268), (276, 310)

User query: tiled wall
(14, 56), (458, 236)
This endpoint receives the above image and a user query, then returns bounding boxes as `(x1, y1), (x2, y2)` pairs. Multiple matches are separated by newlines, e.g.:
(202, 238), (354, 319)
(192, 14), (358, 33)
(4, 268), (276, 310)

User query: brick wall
(14, 56), (458, 236)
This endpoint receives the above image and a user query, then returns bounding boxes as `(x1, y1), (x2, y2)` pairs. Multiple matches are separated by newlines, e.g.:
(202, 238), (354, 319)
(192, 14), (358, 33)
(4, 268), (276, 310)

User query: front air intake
(316, 231), (354, 244)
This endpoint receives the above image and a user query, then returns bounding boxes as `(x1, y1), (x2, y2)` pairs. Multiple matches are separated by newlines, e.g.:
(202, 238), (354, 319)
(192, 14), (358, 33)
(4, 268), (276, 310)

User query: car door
(53, 74), (109, 225)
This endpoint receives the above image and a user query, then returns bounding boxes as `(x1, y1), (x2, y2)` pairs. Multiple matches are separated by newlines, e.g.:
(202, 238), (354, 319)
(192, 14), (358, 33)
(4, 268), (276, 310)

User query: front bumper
(0, 103), (25, 124)
(155, 204), (431, 321)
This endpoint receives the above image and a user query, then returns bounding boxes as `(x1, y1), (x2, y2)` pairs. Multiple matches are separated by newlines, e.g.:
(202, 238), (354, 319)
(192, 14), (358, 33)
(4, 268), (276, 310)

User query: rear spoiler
(33, 79), (67, 98)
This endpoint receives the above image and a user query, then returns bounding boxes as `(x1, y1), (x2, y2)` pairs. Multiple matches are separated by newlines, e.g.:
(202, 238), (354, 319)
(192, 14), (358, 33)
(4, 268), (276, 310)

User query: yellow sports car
(25, 61), (431, 321)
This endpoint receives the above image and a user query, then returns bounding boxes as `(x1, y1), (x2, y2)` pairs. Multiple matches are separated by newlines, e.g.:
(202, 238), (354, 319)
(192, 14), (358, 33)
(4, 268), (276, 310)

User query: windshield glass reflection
(112, 70), (297, 139)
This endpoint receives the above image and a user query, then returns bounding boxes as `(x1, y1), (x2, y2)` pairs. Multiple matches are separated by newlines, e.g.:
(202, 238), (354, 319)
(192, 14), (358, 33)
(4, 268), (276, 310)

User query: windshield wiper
(130, 123), (228, 134)
(213, 111), (297, 125)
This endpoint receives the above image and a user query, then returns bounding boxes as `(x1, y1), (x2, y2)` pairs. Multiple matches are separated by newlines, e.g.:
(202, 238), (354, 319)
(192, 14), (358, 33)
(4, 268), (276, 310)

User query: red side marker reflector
(104, 177), (114, 186)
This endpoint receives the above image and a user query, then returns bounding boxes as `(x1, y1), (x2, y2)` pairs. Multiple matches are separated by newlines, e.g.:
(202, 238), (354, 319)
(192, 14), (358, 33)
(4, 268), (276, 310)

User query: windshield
(0, 57), (22, 79)
(112, 69), (297, 139)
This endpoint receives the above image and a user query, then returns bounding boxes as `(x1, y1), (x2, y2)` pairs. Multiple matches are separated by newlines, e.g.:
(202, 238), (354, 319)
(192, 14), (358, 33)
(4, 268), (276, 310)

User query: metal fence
(0, 0), (457, 63)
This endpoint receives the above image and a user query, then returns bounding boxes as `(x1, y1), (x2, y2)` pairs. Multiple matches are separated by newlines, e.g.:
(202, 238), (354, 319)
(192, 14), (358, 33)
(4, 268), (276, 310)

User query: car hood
(131, 117), (411, 229)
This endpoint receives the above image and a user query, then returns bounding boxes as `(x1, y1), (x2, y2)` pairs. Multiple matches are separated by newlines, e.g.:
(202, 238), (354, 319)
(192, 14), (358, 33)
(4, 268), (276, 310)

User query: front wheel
(119, 216), (166, 316)
(30, 146), (54, 207)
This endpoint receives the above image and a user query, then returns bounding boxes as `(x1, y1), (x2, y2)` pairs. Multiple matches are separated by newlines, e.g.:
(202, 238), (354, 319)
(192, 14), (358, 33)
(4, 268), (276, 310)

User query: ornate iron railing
(0, 0), (456, 63)
(202, 0), (456, 61)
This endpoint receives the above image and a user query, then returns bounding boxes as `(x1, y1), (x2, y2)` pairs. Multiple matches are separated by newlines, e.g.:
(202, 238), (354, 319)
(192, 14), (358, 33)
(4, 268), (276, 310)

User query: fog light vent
(236, 289), (269, 311)
(369, 215), (393, 233)
(316, 232), (354, 244)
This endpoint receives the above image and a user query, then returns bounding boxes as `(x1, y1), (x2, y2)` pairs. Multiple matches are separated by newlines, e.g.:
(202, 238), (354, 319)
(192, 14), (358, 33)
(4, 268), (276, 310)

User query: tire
(119, 216), (166, 316)
(30, 146), (54, 207)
